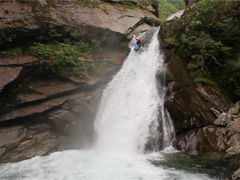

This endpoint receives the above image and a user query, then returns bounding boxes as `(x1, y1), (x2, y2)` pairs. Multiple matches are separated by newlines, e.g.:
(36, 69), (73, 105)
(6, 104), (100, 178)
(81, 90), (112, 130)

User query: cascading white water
(0, 27), (216, 180)
(94, 27), (174, 153)
(95, 27), (162, 152)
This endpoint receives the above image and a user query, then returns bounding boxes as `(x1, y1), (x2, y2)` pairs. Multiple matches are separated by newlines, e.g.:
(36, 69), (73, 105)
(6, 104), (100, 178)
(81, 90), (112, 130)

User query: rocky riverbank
(160, 0), (240, 178)
(0, 0), (159, 163)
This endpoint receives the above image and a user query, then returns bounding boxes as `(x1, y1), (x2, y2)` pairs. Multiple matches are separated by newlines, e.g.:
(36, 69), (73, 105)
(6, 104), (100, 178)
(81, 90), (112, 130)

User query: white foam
(0, 150), (214, 180)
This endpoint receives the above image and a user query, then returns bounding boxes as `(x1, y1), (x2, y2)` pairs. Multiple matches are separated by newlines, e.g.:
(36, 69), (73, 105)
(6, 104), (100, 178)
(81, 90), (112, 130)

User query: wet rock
(175, 100), (240, 158)
(164, 58), (237, 156)
(225, 133), (240, 158)
(215, 127), (227, 152)
(165, 85), (215, 132)
(229, 101), (240, 115)
(29, 79), (78, 97)
(48, 88), (103, 148)
(228, 168), (240, 180)
(0, 126), (22, 147)
(0, 0), (159, 46)
(163, 50), (194, 87)
(176, 126), (228, 155)
(197, 84), (229, 113)
(0, 53), (121, 118)
(165, 10), (185, 22)
(0, 86), (104, 163)
(210, 107), (221, 118)
(176, 126), (218, 155)
(15, 79), (78, 103)
(0, 55), (118, 162)
(0, 97), (67, 122)
(126, 16), (161, 38)
(0, 56), (38, 66)
(163, 51), (215, 132)
(214, 101), (240, 138)
(226, 117), (240, 136)
(161, 50), (238, 157)
(16, 93), (46, 103)
(214, 112), (232, 126)
(0, 122), (59, 163)
(65, 76), (86, 84)
(0, 66), (22, 92)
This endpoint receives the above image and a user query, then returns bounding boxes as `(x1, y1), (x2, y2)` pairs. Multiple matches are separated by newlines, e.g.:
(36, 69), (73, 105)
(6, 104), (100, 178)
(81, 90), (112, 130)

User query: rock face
(228, 167), (240, 180)
(215, 102), (240, 159)
(0, 87), (103, 163)
(160, 3), (240, 177)
(0, 0), (159, 163)
(0, 55), (119, 163)
(163, 48), (240, 163)
(0, 67), (22, 92)
(0, 0), (159, 46)
(163, 50), (216, 134)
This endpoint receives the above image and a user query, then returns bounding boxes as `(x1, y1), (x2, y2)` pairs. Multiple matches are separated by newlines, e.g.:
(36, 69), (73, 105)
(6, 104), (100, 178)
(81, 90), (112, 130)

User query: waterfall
(94, 27), (175, 153)
(0, 27), (217, 180)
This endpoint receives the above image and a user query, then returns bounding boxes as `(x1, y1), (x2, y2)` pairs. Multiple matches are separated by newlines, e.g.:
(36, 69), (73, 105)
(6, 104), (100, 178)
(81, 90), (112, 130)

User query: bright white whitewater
(0, 27), (217, 180)
(94, 27), (174, 153)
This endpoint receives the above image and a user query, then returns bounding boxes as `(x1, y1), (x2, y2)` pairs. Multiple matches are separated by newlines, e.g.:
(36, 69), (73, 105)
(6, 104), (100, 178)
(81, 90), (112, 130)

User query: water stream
(0, 27), (229, 180)
(94, 27), (174, 153)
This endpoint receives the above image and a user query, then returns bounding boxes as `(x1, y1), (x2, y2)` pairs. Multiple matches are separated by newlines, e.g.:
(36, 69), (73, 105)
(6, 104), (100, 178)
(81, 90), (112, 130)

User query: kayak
(134, 43), (141, 51)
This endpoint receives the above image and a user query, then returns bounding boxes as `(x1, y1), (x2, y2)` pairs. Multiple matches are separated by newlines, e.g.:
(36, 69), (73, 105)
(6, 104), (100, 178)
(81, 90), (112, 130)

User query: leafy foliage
(29, 39), (106, 78)
(157, 0), (185, 23)
(0, 28), (107, 79)
(161, 0), (240, 101)
(167, 0), (186, 10)
(0, 47), (23, 58)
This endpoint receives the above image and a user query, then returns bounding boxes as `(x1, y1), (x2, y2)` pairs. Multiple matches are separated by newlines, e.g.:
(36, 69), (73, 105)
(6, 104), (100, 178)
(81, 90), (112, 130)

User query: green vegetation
(0, 28), (107, 79)
(29, 39), (105, 78)
(0, 47), (23, 58)
(161, 0), (240, 101)
(76, 0), (99, 8)
(157, 0), (185, 22)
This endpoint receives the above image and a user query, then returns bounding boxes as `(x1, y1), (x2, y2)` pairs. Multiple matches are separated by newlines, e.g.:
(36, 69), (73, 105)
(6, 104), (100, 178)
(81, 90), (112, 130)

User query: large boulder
(0, 54), (120, 163)
(0, 0), (159, 46)
(0, 67), (22, 92)
(163, 50), (216, 133)
(217, 101), (240, 159)
(161, 49), (235, 156)
(0, 86), (103, 163)
(0, 122), (59, 163)
(228, 167), (240, 180)
(176, 125), (227, 155)
(197, 84), (229, 113)
(174, 99), (240, 159)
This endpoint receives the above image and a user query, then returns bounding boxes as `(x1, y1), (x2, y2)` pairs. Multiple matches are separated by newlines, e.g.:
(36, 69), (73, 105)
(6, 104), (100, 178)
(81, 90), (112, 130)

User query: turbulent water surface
(0, 28), (229, 180)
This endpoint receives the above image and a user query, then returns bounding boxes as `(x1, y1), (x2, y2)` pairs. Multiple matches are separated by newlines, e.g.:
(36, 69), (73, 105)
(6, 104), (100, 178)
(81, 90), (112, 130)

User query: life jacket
(136, 38), (142, 44)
